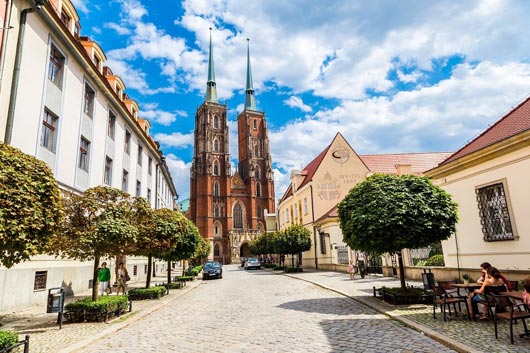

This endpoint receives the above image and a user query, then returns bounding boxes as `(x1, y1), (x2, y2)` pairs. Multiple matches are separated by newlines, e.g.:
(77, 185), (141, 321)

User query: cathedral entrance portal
(240, 243), (251, 258)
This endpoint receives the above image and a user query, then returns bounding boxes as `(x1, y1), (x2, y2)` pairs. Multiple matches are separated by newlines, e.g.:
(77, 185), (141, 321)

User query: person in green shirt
(97, 262), (111, 295)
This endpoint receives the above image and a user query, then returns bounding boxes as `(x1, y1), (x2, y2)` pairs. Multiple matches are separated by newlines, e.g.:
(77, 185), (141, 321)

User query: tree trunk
(92, 255), (100, 302)
(397, 251), (406, 290)
(146, 254), (153, 288)
(167, 260), (172, 284)
(291, 254), (294, 268)
(182, 260), (187, 276)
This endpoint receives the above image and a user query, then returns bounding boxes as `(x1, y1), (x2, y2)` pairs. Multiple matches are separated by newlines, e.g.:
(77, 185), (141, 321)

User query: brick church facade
(190, 34), (275, 264)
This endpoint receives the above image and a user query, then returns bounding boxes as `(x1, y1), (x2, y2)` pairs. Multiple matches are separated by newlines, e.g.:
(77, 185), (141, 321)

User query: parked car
(240, 257), (248, 267)
(245, 257), (261, 270)
(202, 261), (222, 279)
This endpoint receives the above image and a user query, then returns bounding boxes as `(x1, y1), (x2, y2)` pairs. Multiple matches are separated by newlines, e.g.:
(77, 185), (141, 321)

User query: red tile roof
(359, 152), (453, 174)
(441, 96), (530, 165)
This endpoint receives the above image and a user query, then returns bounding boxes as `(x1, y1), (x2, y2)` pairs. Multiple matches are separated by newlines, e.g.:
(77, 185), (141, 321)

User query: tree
(133, 201), (184, 288)
(338, 174), (458, 289)
(282, 224), (312, 267)
(194, 235), (211, 261)
(162, 218), (201, 277)
(0, 144), (63, 268)
(50, 186), (138, 301)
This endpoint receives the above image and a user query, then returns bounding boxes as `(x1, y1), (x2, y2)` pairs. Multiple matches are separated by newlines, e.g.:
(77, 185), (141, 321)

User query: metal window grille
(336, 246), (349, 264)
(476, 183), (514, 241)
(34, 271), (47, 291)
(133, 265), (138, 276)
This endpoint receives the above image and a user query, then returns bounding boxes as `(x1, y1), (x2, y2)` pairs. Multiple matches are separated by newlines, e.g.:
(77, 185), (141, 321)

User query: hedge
(424, 254), (445, 266)
(127, 286), (167, 300)
(164, 282), (185, 290)
(273, 266), (286, 271)
(284, 267), (303, 273)
(64, 296), (129, 322)
(0, 331), (18, 351)
(175, 276), (194, 282)
(185, 265), (204, 277)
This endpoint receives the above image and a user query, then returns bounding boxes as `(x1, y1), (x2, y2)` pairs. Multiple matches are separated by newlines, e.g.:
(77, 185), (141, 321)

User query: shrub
(0, 331), (18, 350)
(185, 265), (204, 277)
(263, 264), (276, 268)
(175, 275), (194, 282)
(284, 267), (303, 273)
(379, 286), (427, 296)
(164, 282), (184, 290)
(127, 287), (167, 300)
(273, 265), (286, 271)
(64, 296), (129, 322)
(424, 254), (445, 266)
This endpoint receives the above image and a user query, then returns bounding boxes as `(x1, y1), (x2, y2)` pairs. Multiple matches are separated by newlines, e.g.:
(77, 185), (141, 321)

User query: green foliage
(379, 286), (428, 296)
(0, 143), (63, 268)
(175, 275), (194, 282)
(284, 267), (303, 273)
(273, 265), (286, 271)
(338, 174), (458, 254)
(462, 273), (471, 280)
(164, 282), (184, 289)
(274, 225), (312, 256)
(249, 232), (274, 255)
(428, 242), (443, 257)
(424, 254), (445, 266)
(185, 265), (203, 277)
(127, 286), (167, 300)
(194, 236), (211, 260)
(64, 296), (129, 322)
(0, 330), (18, 350)
(162, 219), (201, 263)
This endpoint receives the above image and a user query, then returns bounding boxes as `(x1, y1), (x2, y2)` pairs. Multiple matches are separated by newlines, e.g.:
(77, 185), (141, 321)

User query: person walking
(116, 262), (129, 295)
(97, 262), (111, 295)
(348, 260), (356, 280)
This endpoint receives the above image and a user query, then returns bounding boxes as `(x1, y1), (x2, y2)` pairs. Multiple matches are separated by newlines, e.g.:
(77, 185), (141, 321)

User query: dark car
(202, 261), (222, 280)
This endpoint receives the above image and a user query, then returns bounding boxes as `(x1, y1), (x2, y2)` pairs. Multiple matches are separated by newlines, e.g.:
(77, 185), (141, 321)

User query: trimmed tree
(133, 201), (185, 288)
(0, 144), (63, 268)
(162, 218), (201, 277)
(338, 174), (458, 289)
(50, 186), (138, 301)
(282, 224), (312, 268)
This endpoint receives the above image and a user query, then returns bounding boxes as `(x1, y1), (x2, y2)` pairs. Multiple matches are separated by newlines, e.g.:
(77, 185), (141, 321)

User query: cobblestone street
(79, 265), (455, 353)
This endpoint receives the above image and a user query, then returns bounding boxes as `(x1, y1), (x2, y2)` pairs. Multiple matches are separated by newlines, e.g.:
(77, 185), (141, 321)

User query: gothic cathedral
(190, 33), (275, 264)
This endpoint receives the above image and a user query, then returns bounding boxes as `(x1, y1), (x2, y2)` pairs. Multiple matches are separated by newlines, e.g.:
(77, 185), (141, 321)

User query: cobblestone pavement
(79, 265), (455, 353)
(286, 270), (530, 353)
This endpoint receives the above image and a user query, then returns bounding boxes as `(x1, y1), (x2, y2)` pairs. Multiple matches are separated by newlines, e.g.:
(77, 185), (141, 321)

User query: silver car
(244, 257), (261, 270)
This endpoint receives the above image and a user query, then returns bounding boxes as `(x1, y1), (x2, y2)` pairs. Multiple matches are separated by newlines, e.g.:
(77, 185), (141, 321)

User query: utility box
(46, 287), (65, 313)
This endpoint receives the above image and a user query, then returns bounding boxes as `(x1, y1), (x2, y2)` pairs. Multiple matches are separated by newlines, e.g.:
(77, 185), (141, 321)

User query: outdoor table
(450, 283), (482, 296)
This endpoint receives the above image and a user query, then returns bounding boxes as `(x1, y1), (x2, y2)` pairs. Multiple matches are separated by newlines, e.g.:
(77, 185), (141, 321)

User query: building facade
(190, 36), (275, 264)
(426, 96), (530, 278)
(0, 0), (177, 310)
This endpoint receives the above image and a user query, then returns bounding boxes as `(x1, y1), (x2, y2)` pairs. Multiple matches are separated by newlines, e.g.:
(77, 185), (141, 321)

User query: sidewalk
(0, 275), (202, 353)
(283, 269), (530, 353)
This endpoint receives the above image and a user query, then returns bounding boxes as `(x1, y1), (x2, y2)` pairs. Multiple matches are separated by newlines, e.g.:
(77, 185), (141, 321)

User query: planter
(375, 287), (432, 305)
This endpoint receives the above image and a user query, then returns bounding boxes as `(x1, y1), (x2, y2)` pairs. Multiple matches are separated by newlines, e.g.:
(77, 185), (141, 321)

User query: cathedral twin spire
(205, 30), (257, 111)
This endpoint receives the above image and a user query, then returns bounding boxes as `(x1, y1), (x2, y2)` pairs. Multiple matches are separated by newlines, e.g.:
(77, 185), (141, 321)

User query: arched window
(214, 244), (220, 257)
(257, 205), (262, 218)
(254, 144), (259, 157)
(254, 166), (260, 178)
(214, 221), (222, 236)
(213, 181), (219, 196)
(213, 161), (219, 175)
(253, 119), (257, 129)
(233, 203), (243, 229)
(213, 138), (219, 152)
(214, 205), (219, 217)
(213, 115), (219, 129)
(256, 182), (262, 197)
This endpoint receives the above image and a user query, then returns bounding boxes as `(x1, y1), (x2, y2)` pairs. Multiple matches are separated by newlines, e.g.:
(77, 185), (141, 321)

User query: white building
(0, 0), (178, 310)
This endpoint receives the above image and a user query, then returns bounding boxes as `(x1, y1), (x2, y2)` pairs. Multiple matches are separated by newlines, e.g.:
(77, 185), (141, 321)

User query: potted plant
(462, 273), (471, 285)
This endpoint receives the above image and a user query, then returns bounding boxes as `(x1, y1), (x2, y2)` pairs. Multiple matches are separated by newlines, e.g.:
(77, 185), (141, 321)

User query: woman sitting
(523, 277), (530, 306)
(468, 266), (505, 319)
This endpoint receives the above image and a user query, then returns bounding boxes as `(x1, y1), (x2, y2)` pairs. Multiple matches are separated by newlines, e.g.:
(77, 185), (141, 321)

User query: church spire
(205, 28), (218, 103)
(244, 38), (257, 111)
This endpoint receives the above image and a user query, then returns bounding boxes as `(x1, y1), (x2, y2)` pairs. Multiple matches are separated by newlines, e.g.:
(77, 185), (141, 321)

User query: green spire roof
(244, 38), (257, 111)
(205, 28), (218, 103)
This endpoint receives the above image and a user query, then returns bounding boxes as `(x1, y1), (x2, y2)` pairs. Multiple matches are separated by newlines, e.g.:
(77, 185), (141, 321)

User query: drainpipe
(310, 185), (318, 269)
(0, 0), (13, 91)
(5, 7), (34, 144)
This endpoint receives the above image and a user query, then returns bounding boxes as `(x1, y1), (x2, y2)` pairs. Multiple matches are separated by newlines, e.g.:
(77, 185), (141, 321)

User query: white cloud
(165, 154), (192, 199)
(104, 22), (131, 35)
(283, 96), (312, 112)
(70, 0), (89, 14)
(154, 132), (194, 149)
(397, 70), (422, 83)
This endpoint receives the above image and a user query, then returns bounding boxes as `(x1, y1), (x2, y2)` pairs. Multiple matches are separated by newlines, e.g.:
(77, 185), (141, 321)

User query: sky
(72, 0), (530, 201)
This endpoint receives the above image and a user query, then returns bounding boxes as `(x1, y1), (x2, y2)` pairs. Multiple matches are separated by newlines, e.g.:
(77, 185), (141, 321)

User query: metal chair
(432, 285), (470, 322)
(486, 293), (530, 344)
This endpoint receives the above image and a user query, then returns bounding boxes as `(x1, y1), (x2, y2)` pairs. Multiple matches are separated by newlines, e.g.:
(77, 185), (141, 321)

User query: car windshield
(205, 262), (220, 268)
(249, 258), (258, 262)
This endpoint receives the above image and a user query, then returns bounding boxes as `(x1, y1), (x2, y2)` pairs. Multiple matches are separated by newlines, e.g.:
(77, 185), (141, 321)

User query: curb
(284, 274), (482, 353)
(57, 280), (202, 353)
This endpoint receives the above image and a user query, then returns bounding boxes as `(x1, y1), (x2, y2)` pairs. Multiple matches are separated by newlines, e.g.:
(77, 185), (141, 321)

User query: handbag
(125, 273), (131, 282)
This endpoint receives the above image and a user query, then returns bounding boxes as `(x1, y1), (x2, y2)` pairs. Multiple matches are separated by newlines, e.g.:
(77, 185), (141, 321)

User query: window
(74, 23), (80, 37)
(34, 271), (47, 291)
(122, 170), (128, 192)
(104, 156), (113, 185)
(60, 11), (70, 28)
(303, 198), (308, 215)
(48, 44), (65, 87)
(78, 137), (90, 171)
(256, 182), (262, 197)
(253, 119), (257, 129)
(213, 161), (219, 175)
(93, 55), (100, 70)
(214, 205), (219, 218)
(107, 111), (116, 139)
(476, 182), (514, 241)
(213, 138), (219, 152)
(213, 115), (219, 129)
(337, 246), (349, 264)
(257, 205), (261, 218)
(294, 204), (298, 219)
(320, 231), (327, 254)
(148, 156), (153, 175)
(233, 203), (243, 229)
(214, 244), (220, 257)
(41, 109), (58, 152)
(214, 181), (219, 196)
(254, 144), (259, 157)
(83, 83), (95, 117)
(124, 130), (131, 154)
(214, 224), (219, 236)
(138, 145), (143, 166)
(136, 180), (141, 196)
(133, 265), (138, 276)
(147, 188), (151, 202)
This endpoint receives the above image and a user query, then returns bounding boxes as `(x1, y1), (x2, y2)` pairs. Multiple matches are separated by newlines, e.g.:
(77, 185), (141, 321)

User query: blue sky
(72, 0), (530, 200)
